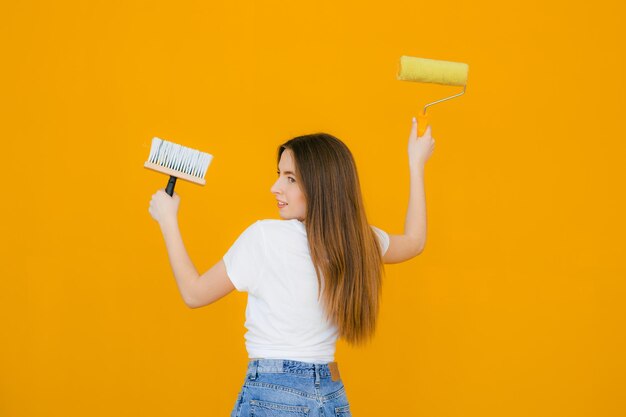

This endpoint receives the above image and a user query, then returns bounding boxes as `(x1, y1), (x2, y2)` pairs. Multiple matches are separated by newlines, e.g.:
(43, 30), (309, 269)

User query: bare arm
(405, 164), (427, 253)
(158, 219), (200, 307)
(150, 190), (235, 308)
(382, 118), (433, 263)
(381, 165), (426, 264)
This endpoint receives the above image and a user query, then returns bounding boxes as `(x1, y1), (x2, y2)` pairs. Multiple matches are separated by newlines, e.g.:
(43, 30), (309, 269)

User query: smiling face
(270, 148), (306, 222)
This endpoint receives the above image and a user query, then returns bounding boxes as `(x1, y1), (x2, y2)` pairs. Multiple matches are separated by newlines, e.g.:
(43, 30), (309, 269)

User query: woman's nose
(270, 180), (280, 194)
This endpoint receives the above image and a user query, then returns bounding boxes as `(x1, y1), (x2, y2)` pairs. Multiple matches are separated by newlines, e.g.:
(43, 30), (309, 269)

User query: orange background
(1, 1), (625, 416)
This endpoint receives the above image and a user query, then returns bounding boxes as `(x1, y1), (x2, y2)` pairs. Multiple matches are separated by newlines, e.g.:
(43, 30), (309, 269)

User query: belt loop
(249, 360), (258, 381)
(314, 364), (320, 387)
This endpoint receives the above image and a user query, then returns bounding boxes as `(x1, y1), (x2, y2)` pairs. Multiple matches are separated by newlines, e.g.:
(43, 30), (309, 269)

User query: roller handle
(417, 110), (429, 137)
(166, 175), (177, 197)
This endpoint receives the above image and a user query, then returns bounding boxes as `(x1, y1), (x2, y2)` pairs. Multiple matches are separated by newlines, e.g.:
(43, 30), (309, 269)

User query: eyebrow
(277, 169), (296, 175)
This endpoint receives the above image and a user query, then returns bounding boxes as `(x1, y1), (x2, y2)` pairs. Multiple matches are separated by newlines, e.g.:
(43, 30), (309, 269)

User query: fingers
(410, 118), (435, 143)
(412, 117), (433, 139)
(156, 189), (174, 198)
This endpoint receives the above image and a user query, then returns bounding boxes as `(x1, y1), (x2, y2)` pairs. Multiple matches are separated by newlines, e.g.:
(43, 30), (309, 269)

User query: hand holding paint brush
(148, 189), (180, 224)
(144, 136), (213, 224)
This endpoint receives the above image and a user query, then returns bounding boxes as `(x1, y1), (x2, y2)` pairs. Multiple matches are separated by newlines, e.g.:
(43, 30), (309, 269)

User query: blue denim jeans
(231, 358), (352, 417)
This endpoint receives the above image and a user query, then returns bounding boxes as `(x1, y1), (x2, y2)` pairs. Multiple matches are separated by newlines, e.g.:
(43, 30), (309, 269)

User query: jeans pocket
(335, 404), (352, 417)
(250, 399), (310, 416)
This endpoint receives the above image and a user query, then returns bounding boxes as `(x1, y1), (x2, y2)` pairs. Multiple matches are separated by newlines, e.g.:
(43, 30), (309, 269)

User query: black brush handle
(165, 175), (177, 197)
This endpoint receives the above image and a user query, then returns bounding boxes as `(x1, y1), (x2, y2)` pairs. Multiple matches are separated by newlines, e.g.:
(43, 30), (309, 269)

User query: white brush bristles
(147, 137), (213, 180)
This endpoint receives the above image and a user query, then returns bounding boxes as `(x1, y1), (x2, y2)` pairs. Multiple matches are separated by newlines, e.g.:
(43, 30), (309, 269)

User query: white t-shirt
(223, 218), (390, 364)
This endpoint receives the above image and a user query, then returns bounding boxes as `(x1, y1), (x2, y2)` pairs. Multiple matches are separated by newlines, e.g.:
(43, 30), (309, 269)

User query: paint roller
(397, 55), (469, 136)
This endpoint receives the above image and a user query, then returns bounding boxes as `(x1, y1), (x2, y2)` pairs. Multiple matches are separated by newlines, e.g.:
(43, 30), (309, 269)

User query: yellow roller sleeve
(398, 56), (468, 86)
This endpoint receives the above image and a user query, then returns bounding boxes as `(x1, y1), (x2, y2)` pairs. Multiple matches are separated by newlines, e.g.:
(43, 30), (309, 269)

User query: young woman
(148, 117), (434, 416)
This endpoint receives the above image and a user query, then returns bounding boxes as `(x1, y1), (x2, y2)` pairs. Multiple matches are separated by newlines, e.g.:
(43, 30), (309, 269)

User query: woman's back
(223, 218), (390, 364)
(149, 122), (432, 416)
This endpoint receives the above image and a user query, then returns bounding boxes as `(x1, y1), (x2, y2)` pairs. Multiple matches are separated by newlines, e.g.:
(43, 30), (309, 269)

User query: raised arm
(382, 117), (434, 264)
(149, 190), (236, 309)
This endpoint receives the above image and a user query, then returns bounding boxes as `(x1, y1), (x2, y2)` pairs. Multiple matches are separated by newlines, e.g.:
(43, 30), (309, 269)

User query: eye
(277, 171), (296, 183)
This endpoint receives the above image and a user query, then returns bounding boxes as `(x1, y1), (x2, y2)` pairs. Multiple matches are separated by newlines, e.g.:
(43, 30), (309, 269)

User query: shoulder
(236, 219), (288, 239)
(227, 220), (266, 245)
(370, 224), (388, 239)
(257, 218), (304, 233)
(257, 218), (299, 225)
(256, 219), (284, 227)
(369, 224), (390, 255)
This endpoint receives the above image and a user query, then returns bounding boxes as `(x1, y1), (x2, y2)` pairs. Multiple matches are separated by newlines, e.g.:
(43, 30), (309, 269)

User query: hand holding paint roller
(398, 55), (469, 137)
(408, 116), (435, 169)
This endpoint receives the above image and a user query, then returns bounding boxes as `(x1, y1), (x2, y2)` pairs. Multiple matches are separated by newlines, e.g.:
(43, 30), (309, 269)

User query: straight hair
(277, 133), (386, 346)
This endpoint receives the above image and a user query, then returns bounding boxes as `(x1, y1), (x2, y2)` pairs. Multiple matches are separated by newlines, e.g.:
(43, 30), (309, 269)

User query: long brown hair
(277, 133), (386, 346)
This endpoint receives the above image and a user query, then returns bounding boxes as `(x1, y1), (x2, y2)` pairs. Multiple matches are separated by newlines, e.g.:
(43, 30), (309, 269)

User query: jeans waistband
(246, 358), (340, 384)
